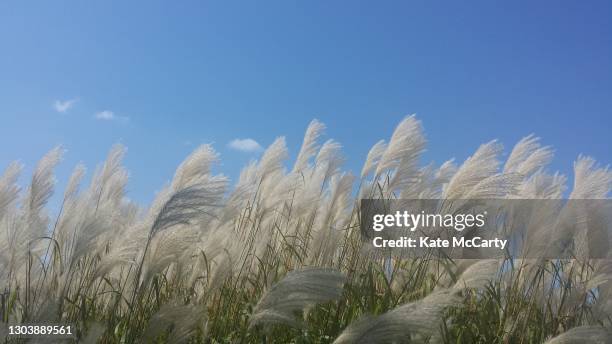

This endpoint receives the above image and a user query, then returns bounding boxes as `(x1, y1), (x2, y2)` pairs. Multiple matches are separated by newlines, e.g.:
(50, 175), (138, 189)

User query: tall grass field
(1, 116), (611, 343)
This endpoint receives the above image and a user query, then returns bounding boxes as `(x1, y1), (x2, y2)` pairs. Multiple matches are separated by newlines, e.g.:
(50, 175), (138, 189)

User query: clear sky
(1, 1), (611, 207)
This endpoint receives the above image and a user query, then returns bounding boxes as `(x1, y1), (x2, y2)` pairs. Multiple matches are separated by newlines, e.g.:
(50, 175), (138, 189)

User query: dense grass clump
(1, 116), (611, 343)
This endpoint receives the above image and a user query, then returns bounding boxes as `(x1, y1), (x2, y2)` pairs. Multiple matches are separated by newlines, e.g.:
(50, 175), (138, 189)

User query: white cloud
(54, 98), (78, 113)
(228, 138), (263, 152)
(95, 110), (129, 123)
(95, 110), (115, 120)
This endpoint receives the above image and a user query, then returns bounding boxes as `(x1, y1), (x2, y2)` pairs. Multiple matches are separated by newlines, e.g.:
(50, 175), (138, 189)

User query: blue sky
(1, 1), (611, 207)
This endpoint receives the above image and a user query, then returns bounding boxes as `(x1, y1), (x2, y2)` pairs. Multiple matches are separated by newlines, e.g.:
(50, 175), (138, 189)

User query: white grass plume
(544, 325), (612, 343)
(451, 259), (501, 290)
(145, 301), (207, 343)
(294, 119), (325, 172)
(67, 211), (109, 264)
(23, 146), (64, 222)
(587, 259), (612, 290)
(315, 139), (344, 181)
(64, 163), (86, 201)
(172, 144), (218, 189)
(570, 156), (612, 199)
(15, 147), (64, 264)
(249, 267), (346, 328)
(462, 172), (521, 199)
(258, 137), (289, 180)
(416, 159), (458, 198)
(0, 162), (22, 219)
(333, 289), (460, 343)
(94, 233), (140, 279)
(517, 171), (567, 199)
(444, 140), (502, 199)
(375, 115), (426, 177)
(150, 177), (226, 238)
(361, 140), (386, 179)
(388, 154), (422, 193)
(504, 135), (554, 177)
(310, 173), (354, 264)
(89, 144), (126, 196)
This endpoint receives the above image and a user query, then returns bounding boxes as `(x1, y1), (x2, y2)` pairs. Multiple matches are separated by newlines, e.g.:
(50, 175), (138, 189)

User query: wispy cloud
(228, 138), (263, 152)
(95, 110), (129, 123)
(95, 110), (115, 120)
(54, 98), (78, 113)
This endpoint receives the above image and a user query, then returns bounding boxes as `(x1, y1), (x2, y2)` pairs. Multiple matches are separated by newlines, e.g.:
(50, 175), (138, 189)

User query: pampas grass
(249, 267), (346, 328)
(333, 289), (461, 343)
(543, 325), (612, 343)
(0, 116), (611, 343)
